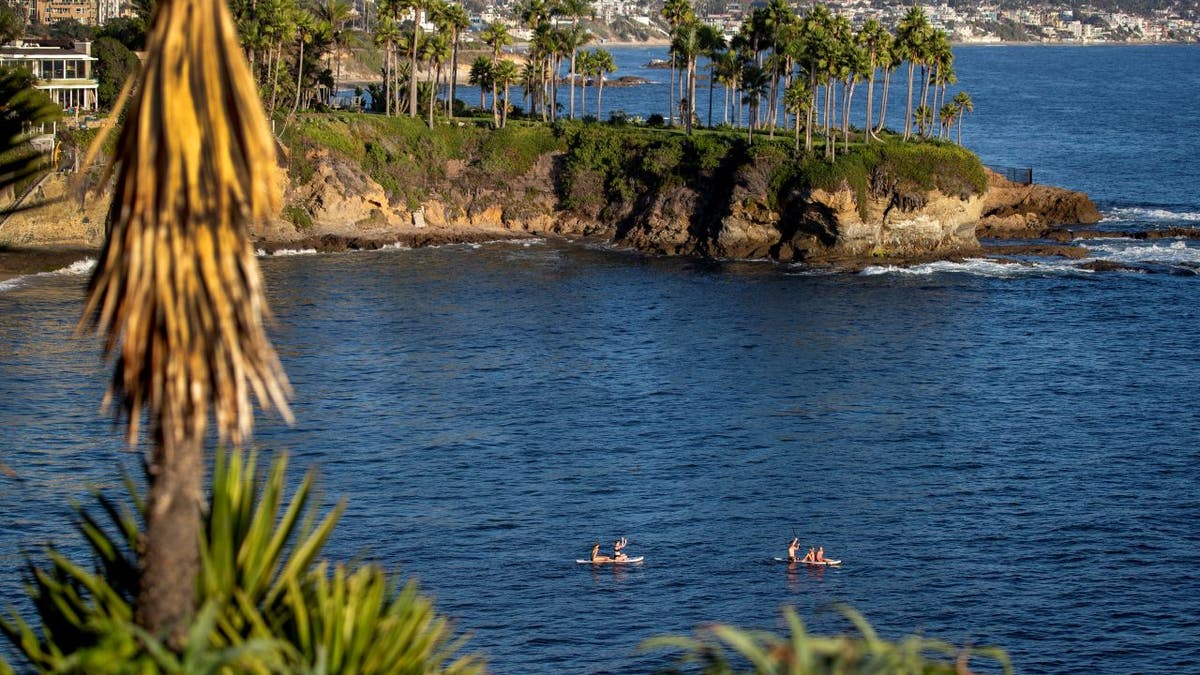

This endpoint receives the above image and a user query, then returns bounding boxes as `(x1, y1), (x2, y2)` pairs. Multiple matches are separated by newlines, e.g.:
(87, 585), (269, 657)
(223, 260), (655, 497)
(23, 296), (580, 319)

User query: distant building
(0, 38), (99, 111)
(27, 0), (98, 26)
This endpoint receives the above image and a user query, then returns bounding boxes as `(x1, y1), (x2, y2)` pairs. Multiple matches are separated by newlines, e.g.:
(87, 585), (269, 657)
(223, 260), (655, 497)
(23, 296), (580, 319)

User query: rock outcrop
(977, 169), (1101, 238)
(2, 145), (1104, 266)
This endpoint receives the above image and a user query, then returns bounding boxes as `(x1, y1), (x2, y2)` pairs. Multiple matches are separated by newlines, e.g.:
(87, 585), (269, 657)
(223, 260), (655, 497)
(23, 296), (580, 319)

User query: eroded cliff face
(3, 147), (1097, 266)
(605, 153), (986, 263)
(253, 150), (1019, 262)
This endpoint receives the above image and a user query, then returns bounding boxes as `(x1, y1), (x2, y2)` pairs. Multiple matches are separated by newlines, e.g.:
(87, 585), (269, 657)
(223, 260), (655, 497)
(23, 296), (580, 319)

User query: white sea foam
(1084, 239), (1200, 265)
(1104, 207), (1200, 224)
(0, 257), (95, 293)
(53, 258), (96, 276)
(257, 247), (319, 257)
(860, 258), (1090, 278)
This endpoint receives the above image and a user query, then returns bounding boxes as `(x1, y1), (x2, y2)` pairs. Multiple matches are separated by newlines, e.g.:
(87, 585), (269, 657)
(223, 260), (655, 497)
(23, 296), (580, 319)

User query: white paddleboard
(774, 557), (842, 566)
(576, 556), (644, 564)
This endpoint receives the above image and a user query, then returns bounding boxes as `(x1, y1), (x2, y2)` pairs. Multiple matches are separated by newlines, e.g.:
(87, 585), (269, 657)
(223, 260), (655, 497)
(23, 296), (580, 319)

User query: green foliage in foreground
(0, 450), (483, 674)
(0, 66), (61, 205)
(645, 606), (1012, 675)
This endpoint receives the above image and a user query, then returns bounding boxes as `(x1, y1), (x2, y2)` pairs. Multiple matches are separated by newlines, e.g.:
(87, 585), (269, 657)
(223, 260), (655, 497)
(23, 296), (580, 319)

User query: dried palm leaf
(80, 0), (292, 453)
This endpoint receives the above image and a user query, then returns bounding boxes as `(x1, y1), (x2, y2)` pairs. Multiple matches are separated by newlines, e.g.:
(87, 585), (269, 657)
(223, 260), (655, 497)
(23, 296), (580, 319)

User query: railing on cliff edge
(986, 164), (1034, 185)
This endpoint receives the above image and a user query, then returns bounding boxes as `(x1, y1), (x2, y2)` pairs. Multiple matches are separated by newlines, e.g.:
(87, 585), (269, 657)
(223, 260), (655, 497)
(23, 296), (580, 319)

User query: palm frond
(79, 0), (291, 451)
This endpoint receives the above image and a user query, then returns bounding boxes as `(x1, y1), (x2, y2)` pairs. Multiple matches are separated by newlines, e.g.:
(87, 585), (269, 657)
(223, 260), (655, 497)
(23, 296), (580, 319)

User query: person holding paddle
(787, 537), (801, 562)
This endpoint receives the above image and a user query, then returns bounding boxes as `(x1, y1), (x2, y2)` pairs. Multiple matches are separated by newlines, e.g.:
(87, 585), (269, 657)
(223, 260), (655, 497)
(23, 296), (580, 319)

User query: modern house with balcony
(0, 38), (99, 112)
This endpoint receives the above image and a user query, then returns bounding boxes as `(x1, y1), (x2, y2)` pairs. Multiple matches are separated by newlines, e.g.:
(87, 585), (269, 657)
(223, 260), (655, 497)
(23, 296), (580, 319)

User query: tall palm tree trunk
(668, 55), (676, 126)
(903, 61), (915, 140)
(865, 71), (876, 142)
(409, 11), (421, 117)
(292, 40), (306, 119)
(876, 68), (891, 133)
(449, 31), (459, 118)
(597, 72), (604, 118)
(843, 79), (856, 153)
(568, 50), (578, 119)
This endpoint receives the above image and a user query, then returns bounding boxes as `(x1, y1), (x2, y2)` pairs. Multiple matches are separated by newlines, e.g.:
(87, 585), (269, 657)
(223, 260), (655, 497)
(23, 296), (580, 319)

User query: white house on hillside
(0, 38), (99, 112)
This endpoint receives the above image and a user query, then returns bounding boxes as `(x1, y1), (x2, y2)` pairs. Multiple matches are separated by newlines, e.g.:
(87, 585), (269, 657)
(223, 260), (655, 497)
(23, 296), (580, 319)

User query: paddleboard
(576, 556), (644, 564)
(774, 557), (842, 566)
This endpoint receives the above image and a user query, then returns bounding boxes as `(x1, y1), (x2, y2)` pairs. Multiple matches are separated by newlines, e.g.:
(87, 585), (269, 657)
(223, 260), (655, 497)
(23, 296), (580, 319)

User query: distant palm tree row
(664, 0), (974, 156)
(230, 0), (973, 147)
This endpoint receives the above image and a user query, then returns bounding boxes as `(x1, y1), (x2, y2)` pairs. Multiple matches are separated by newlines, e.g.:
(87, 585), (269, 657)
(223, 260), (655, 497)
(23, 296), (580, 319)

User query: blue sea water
(4, 46), (1200, 673)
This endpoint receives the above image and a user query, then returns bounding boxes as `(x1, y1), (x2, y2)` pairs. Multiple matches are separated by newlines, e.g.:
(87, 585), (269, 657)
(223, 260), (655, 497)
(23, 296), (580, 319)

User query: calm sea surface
(4, 46), (1200, 673)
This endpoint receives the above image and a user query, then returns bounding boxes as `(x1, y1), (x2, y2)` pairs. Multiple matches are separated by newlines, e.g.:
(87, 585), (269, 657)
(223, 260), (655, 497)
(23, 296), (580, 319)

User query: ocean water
(4, 46), (1200, 673)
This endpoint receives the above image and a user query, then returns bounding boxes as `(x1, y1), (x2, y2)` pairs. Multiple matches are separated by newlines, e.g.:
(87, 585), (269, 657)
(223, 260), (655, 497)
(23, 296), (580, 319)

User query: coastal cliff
(266, 119), (1003, 264)
(1, 115), (1101, 266)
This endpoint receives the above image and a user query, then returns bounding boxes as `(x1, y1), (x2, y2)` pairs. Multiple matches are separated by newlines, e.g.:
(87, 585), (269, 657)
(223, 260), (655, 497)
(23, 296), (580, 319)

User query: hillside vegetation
(280, 113), (986, 239)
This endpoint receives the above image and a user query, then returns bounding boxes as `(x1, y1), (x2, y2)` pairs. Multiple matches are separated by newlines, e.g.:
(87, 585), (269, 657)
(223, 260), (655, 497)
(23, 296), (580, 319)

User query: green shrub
(0, 450), (484, 675)
(645, 605), (1012, 675)
(282, 204), (313, 231)
(479, 125), (560, 176)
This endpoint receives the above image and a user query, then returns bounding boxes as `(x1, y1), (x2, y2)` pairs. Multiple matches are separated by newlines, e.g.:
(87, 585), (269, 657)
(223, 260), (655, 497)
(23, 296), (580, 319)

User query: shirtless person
(802, 546), (816, 563)
(816, 546), (825, 562)
(787, 537), (801, 562)
(590, 541), (612, 563)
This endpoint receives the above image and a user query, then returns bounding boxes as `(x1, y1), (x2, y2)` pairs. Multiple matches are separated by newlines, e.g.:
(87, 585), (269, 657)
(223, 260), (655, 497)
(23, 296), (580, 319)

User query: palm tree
(80, 0), (291, 637)
(316, 0), (352, 106)
(783, 77), (813, 152)
(837, 18), (867, 153)
(468, 55), (493, 110)
(493, 58), (519, 127)
(938, 102), (957, 140)
(914, 103), (933, 137)
(558, 0), (592, 119)
(896, 4), (930, 141)
(923, 28), (951, 133)
(711, 48), (740, 127)
(672, 19), (702, 134)
(592, 47), (615, 120)
(858, 18), (891, 143)
(374, 3), (402, 115)
(432, 1), (469, 117)
(561, 22), (593, 120)
(422, 30), (451, 127)
(577, 49), (594, 115)
(288, 6), (323, 127)
(796, 4), (834, 155)
(700, 26), (726, 128)
(759, 0), (795, 133)
(740, 62), (767, 143)
(518, 0), (551, 119)
(953, 90), (973, 145)
(660, 0), (694, 126)
(479, 20), (511, 126)
(396, 0), (429, 117)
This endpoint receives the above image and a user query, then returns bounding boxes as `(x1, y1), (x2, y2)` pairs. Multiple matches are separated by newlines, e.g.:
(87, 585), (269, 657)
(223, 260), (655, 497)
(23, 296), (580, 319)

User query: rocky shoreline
(0, 145), (1170, 282)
